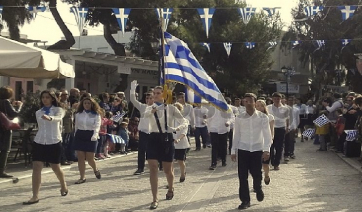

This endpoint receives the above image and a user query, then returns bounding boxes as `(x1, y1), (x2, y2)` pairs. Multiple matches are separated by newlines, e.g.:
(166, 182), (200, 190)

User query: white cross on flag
(201, 43), (211, 53)
(341, 39), (352, 50)
(70, 7), (89, 34)
(267, 41), (278, 50)
(223, 43), (232, 57)
(245, 42), (256, 49)
(302, 128), (315, 138)
(313, 114), (330, 127)
(262, 7), (281, 17)
(155, 8), (173, 31)
(345, 130), (358, 141)
(197, 8), (215, 38)
(338, 6), (357, 21)
(112, 8), (131, 36)
(28, 6), (47, 19)
(314, 40), (325, 52)
(305, 6), (324, 17)
(238, 7), (257, 24)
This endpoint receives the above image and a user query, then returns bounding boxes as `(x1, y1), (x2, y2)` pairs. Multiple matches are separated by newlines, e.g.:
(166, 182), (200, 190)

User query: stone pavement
(1, 139), (362, 212)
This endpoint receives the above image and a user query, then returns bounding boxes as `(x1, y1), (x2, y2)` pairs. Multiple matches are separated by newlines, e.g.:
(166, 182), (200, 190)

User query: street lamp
(150, 40), (162, 85)
(281, 66), (296, 98)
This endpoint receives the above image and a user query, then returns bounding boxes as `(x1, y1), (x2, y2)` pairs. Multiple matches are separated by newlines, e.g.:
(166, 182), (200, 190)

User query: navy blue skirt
(73, 130), (98, 153)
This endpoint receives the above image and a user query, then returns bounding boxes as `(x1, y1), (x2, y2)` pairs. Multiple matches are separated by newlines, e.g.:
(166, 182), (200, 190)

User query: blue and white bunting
(267, 41), (278, 50)
(313, 114), (330, 127)
(107, 134), (125, 144)
(305, 6), (324, 17)
(70, 7), (89, 34)
(155, 8), (173, 31)
(112, 8), (131, 36)
(341, 39), (352, 50)
(338, 6), (357, 21)
(238, 7), (257, 24)
(314, 40), (325, 52)
(0, 6), (3, 22)
(223, 42), (232, 57)
(201, 43), (211, 53)
(163, 32), (229, 111)
(245, 42), (256, 49)
(345, 130), (358, 141)
(292, 41), (301, 48)
(302, 128), (315, 138)
(197, 8), (215, 38)
(28, 6), (47, 19)
(262, 7), (281, 17)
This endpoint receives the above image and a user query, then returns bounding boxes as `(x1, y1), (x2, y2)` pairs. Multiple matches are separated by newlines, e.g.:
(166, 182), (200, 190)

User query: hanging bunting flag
(112, 8), (131, 36)
(197, 8), (215, 38)
(341, 39), (352, 49)
(267, 41), (278, 50)
(28, 6), (47, 19)
(262, 7), (281, 17)
(238, 7), (257, 24)
(70, 7), (89, 34)
(223, 43), (232, 57)
(163, 32), (229, 111)
(0, 6), (3, 22)
(338, 6), (357, 21)
(245, 42), (256, 49)
(200, 43), (211, 53)
(155, 8), (173, 31)
(305, 6), (324, 17)
(314, 40), (325, 52)
(292, 41), (301, 48)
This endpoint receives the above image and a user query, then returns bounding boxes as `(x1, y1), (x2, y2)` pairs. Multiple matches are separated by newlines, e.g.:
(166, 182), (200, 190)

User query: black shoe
(203, 144), (207, 149)
(94, 170), (101, 179)
(238, 202), (250, 210)
(23, 199), (39, 205)
(134, 169), (144, 175)
(209, 165), (216, 170)
(256, 190), (264, 202)
(0, 172), (13, 178)
(222, 162), (227, 167)
(61, 161), (71, 166)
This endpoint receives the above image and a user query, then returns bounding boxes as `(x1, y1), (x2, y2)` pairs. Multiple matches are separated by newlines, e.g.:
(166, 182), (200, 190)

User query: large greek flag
(163, 32), (228, 111)
(70, 7), (88, 34)
(112, 8), (131, 36)
(185, 88), (202, 104)
(197, 8), (215, 38)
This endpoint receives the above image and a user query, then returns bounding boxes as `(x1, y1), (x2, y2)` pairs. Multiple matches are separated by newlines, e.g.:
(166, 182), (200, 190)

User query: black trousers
(271, 128), (285, 167)
(137, 132), (148, 171)
(210, 132), (228, 165)
(228, 129), (233, 153)
(238, 149), (263, 203)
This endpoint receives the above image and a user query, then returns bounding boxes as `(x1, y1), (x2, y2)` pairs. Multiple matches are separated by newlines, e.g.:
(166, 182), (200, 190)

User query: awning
(0, 36), (75, 78)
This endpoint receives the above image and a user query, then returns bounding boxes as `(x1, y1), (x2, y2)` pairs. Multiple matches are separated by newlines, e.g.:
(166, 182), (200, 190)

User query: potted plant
(19, 91), (41, 128)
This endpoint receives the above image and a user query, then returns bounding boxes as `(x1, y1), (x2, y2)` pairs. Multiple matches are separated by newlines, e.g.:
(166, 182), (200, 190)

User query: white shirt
(194, 106), (208, 128)
(229, 105), (239, 129)
(145, 103), (188, 133)
(130, 90), (151, 133)
(294, 104), (307, 115)
(34, 106), (65, 145)
(306, 105), (315, 115)
(173, 119), (190, 149)
(232, 110), (272, 154)
(267, 104), (289, 128)
(236, 106), (246, 114)
(75, 111), (102, 137)
(181, 103), (195, 128)
(206, 105), (235, 134)
(326, 99), (343, 113)
(288, 106), (300, 130)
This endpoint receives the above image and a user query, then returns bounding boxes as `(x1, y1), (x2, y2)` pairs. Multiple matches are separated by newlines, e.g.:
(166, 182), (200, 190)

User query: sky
(6, 0), (299, 45)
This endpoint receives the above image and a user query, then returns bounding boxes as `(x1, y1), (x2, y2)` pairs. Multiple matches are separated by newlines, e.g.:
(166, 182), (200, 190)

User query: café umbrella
(0, 36), (75, 78)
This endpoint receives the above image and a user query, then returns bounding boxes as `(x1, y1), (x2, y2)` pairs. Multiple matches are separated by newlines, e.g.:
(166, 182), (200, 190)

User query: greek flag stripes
(345, 130), (358, 141)
(341, 39), (352, 49)
(245, 42), (256, 49)
(111, 111), (126, 123)
(313, 114), (330, 127)
(201, 43), (210, 53)
(262, 7), (281, 17)
(292, 41), (301, 48)
(0, 6), (3, 22)
(163, 32), (229, 111)
(223, 43), (232, 57)
(305, 6), (324, 17)
(107, 134), (125, 144)
(155, 8), (173, 31)
(185, 88), (202, 104)
(70, 7), (89, 34)
(338, 6), (357, 21)
(197, 8), (215, 38)
(302, 128), (315, 138)
(238, 7), (257, 24)
(267, 41), (278, 50)
(112, 8), (131, 36)
(28, 6), (47, 19)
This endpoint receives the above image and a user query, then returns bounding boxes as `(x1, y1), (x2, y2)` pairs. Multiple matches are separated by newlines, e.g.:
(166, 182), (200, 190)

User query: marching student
(73, 97), (102, 184)
(23, 90), (67, 205)
(130, 80), (154, 175)
(193, 103), (209, 149)
(231, 93), (272, 210)
(286, 96), (300, 160)
(177, 92), (195, 148)
(144, 86), (188, 210)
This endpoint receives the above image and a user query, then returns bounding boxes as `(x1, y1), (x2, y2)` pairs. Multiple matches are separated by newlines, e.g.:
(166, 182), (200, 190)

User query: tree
(281, 0), (362, 95)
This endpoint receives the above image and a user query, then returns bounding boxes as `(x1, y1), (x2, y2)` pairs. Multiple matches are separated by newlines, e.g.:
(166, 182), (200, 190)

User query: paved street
(1, 139), (362, 212)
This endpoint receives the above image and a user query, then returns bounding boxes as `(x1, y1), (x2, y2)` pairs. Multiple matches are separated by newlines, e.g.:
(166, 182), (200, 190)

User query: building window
(27, 81), (34, 93)
(15, 81), (22, 101)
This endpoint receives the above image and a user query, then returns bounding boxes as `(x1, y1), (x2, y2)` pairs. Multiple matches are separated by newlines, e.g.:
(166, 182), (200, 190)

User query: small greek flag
(112, 8), (131, 36)
(345, 130), (358, 141)
(302, 128), (315, 138)
(223, 42), (232, 57)
(197, 8), (215, 38)
(28, 6), (47, 19)
(267, 41), (278, 50)
(0, 6), (3, 21)
(338, 6), (357, 21)
(111, 111), (126, 123)
(292, 41), (301, 48)
(341, 39), (352, 50)
(245, 42), (256, 49)
(305, 6), (324, 17)
(70, 7), (88, 34)
(262, 7), (281, 17)
(238, 7), (257, 24)
(313, 114), (330, 127)
(201, 43), (211, 53)
(155, 8), (173, 31)
(107, 134), (125, 144)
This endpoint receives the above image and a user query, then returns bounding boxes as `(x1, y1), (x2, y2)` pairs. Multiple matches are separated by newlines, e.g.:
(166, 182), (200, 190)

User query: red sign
(356, 59), (362, 75)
